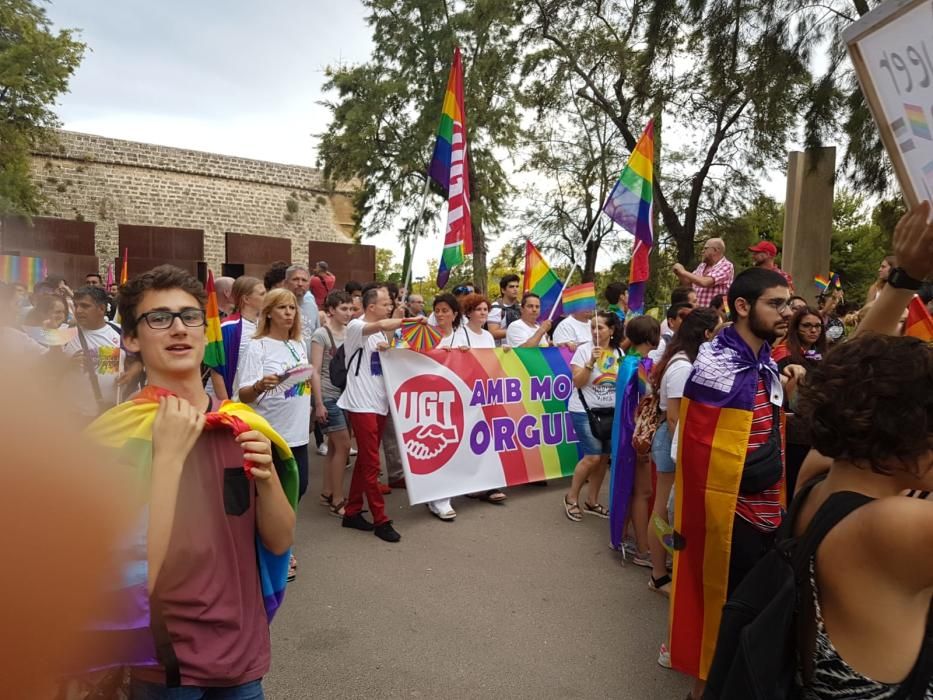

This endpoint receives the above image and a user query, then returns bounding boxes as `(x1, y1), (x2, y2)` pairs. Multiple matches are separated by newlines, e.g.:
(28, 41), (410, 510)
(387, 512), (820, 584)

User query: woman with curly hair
(789, 202), (933, 698)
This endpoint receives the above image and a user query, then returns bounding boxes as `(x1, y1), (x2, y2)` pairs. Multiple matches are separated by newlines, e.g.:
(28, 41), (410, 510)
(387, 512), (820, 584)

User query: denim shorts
(651, 420), (676, 474)
(570, 410), (611, 456)
(321, 397), (348, 434)
(130, 679), (264, 699)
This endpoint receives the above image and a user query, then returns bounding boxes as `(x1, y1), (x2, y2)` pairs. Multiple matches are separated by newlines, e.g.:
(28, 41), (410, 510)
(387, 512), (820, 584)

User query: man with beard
(668, 267), (795, 698)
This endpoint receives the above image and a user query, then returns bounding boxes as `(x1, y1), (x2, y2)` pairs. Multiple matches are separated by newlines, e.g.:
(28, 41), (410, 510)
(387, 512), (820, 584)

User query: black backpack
(489, 301), (520, 330)
(703, 480), (872, 700)
(329, 344), (363, 392)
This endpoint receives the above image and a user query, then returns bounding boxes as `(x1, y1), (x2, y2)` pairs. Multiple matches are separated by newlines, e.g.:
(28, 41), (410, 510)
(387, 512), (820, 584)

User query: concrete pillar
(782, 147), (835, 305)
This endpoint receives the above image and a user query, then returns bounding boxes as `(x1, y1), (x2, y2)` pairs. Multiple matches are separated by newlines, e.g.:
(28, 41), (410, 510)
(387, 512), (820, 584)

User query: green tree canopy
(0, 0), (85, 214)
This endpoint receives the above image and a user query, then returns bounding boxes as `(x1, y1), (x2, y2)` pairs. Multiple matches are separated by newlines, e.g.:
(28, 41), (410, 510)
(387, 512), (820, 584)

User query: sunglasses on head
(454, 286), (474, 295)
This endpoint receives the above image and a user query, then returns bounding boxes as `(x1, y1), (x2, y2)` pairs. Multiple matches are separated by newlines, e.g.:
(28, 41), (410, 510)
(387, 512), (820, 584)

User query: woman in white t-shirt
(239, 288), (314, 582)
(452, 293), (496, 349)
(646, 307), (719, 597)
(426, 293), (463, 520)
(209, 276), (265, 400)
(563, 311), (624, 522)
(239, 289), (313, 491)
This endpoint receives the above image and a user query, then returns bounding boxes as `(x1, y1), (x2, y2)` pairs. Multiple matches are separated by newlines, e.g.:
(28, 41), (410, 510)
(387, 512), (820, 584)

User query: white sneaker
(657, 643), (671, 669)
(349, 447), (358, 456)
(316, 443), (328, 456)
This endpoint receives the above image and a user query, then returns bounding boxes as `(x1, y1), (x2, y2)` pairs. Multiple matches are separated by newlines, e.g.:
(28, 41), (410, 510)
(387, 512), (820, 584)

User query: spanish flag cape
(669, 325), (783, 680)
(83, 385), (299, 670)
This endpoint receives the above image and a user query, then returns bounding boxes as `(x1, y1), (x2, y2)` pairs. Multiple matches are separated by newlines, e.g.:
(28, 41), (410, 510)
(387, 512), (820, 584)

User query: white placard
(845, 0), (933, 205)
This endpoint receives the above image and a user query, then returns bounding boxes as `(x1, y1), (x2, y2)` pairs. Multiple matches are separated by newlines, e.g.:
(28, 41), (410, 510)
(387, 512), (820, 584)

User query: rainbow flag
(84, 385), (298, 670)
(608, 351), (651, 549)
(430, 47), (473, 288)
(120, 248), (129, 285)
(905, 295), (933, 341)
(524, 240), (563, 320)
(814, 272), (841, 293)
(203, 270), (226, 369)
(0, 254), (46, 290)
(561, 282), (596, 315)
(669, 325), (784, 680)
(604, 120), (654, 314)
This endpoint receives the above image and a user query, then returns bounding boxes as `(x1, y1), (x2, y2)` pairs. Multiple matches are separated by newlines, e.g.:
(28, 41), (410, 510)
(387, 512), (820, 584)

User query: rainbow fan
(24, 325), (78, 347)
(400, 319), (443, 352)
(276, 364), (314, 391)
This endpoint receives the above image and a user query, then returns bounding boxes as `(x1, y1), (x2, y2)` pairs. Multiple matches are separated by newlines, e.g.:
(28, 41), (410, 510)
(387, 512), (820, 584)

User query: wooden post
(782, 147), (836, 306)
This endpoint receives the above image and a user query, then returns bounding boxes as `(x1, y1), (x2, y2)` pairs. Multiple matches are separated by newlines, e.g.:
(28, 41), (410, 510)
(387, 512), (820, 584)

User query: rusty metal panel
(118, 224), (204, 262)
(1, 216), (96, 256)
(308, 241), (375, 287)
(225, 232), (291, 267)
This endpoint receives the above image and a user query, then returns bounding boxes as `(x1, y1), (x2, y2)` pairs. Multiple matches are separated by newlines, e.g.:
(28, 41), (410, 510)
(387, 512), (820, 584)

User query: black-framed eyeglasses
(799, 322), (823, 330)
(138, 308), (206, 329)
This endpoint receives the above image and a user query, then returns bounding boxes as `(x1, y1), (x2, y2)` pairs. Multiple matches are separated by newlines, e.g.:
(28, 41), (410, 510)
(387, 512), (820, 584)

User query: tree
(522, 0), (835, 268)
(374, 247), (403, 283)
(317, 0), (525, 289)
(0, 0), (85, 214)
(519, 76), (630, 281)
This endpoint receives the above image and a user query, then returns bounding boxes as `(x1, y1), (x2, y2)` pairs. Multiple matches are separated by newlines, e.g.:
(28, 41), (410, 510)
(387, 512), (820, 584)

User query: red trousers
(346, 412), (388, 525)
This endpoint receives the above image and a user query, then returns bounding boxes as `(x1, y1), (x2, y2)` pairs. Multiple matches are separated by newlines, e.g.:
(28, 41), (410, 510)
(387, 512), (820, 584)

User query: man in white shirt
(552, 310), (594, 349)
(285, 264), (320, 353)
(505, 293), (552, 348)
(63, 286), (133, 418)
(337, 283), (418, 543)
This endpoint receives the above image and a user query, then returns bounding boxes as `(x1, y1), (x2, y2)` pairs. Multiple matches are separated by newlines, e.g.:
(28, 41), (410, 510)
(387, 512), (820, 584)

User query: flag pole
(404, 174), (433, 293)
(545, 218), (602, 322)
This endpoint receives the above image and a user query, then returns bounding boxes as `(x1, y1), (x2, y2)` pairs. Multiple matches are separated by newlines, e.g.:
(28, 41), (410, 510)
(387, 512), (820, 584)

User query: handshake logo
(394, 376), (464, 475)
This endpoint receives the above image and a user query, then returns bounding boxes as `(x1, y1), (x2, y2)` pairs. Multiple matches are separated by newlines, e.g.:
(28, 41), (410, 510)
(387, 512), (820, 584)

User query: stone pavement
(265, 460), (691, 700)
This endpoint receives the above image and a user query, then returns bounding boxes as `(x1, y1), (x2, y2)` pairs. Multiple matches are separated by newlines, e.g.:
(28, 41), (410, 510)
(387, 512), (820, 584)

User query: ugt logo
(394, 375), (463, 475)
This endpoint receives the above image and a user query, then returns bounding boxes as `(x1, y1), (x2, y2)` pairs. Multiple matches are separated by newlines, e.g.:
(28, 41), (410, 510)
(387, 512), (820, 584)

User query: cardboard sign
(845, 0), (933, 206)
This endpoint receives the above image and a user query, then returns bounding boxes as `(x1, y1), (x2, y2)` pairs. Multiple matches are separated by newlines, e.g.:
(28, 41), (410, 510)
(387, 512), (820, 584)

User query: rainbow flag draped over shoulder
(524, 240), (563, 320)
(608, 350), (651, 549)
(203, 270), (226, 369)
(430, 47), (473, 288)
(603, 120), (654, 314)
(0, 254), (46, 289)
(905, 295), (933, 341)
(561, 282), (596, 315)
(669, 326), (782, 680)
(83, 386), (298, 670)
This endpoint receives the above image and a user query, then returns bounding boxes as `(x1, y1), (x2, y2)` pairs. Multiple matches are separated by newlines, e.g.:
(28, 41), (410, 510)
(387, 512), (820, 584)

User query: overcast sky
(44, 1), (448, 272)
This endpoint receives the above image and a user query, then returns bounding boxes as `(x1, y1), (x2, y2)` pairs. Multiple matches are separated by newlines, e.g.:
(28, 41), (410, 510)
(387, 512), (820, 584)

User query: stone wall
(29, 130), (356, 270)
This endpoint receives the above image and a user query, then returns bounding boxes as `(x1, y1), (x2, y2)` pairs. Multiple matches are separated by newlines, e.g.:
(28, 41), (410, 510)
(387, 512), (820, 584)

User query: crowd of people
(1, 206), (931, 699)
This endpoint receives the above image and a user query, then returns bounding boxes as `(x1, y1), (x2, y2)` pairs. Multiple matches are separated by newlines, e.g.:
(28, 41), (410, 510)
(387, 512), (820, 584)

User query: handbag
(739, 403), (783, 494)
(576, 388), (615, 441)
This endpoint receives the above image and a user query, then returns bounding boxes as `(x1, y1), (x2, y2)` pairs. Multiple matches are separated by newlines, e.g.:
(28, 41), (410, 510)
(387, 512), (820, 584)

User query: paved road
(265, 455), (691, 700)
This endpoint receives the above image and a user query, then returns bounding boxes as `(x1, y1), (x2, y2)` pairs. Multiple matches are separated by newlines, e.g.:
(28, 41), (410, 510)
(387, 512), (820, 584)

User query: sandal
(485, 489), (507, 503)
(329, 498), (347, 518)
(649, 574), (672, 597)
(287, 554), (297, 582)
(319, 492), (333, 507)
(563, 495), (583, 522)
(582, 501), (609, 519)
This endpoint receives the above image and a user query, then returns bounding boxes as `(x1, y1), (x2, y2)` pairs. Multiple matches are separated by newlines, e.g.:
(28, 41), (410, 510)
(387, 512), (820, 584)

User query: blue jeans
(130, 679), (264, 700)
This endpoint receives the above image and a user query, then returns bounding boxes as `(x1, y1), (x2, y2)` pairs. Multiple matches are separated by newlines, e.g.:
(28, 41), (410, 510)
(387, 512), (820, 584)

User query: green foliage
(0, 0), (85, 215)
(375, 247), (403, 283)
(829, 190), (892, 304)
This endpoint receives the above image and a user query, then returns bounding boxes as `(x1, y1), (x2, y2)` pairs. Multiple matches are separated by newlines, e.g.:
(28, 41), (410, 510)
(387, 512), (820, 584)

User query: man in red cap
(748, 240), (794, 292)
